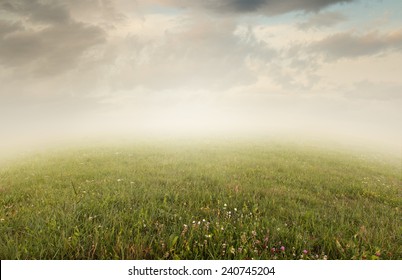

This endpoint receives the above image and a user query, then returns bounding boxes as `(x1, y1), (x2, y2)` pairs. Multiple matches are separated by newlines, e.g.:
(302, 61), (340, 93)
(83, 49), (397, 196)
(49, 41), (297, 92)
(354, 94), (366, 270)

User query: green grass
(0, 141), (401, 260)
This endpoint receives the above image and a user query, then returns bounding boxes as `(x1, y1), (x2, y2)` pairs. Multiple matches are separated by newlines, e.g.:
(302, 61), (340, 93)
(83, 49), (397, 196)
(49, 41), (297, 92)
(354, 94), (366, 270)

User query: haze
(1, 0), (401, 157)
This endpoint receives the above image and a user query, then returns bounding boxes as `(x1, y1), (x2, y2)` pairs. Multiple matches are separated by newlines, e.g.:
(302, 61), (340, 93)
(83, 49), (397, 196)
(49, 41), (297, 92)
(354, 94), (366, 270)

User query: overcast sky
(1, 0), (401, 152)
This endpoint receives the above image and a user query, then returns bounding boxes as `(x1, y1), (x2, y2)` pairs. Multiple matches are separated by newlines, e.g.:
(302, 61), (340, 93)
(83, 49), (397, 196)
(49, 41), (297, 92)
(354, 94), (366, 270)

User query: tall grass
(0, 141), (400, 259)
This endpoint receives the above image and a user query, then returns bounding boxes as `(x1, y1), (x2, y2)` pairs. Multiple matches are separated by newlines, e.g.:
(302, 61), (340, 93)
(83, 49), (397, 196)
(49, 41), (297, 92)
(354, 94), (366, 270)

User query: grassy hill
(0, 141), (400, 259)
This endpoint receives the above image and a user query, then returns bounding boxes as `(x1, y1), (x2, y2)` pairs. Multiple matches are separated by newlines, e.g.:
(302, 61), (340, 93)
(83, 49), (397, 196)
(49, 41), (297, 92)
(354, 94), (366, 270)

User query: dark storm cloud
(207, 0), (269, 12)
(210, 0), (353, 14)
(0, 22), (106, 74)
(0, 0), (107, 75)
(311, 30), (402, 60)
(0, 0), (70, 24)
(150, 0), (354, 15)
(0, 19), (23, 36)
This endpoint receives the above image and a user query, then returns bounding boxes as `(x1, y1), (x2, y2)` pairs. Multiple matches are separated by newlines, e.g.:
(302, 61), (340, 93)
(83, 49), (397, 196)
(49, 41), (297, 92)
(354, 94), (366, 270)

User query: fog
(1, 0), (401, 159)
(2, 92), (400, 158)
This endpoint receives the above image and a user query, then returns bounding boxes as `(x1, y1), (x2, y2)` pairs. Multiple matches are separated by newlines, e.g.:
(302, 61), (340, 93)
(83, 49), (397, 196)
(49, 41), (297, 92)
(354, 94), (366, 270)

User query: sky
(1, 0), (401, 153)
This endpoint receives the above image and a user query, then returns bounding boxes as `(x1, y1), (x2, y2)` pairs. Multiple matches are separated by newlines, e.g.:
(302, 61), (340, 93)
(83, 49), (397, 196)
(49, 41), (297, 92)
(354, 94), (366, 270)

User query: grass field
(0, 140), (400, 260)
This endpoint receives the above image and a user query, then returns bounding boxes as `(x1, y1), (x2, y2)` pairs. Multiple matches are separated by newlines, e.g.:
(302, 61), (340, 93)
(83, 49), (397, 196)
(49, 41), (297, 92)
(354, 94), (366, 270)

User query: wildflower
(202, 219), (206, 222)
(181, 225), (188, 236)
(230, 247), (235, 254)
(251, 230), (257, 237)
(375, 251), (381, 257)
(323, 255), (328, 260)
(234, 208), (237, 212)
(302, 249), (308, 255)
(280, 246), (285, 252)
(271, 247), (276, 253)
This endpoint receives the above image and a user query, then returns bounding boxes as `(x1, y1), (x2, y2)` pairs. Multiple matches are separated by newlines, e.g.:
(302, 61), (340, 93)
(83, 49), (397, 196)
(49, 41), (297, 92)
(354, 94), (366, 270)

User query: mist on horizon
(1, 0), (401, 157)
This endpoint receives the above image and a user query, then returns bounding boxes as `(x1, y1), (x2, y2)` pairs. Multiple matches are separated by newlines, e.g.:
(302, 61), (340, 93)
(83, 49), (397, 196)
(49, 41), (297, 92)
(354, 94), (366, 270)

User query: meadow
(0, 140), (400, 260)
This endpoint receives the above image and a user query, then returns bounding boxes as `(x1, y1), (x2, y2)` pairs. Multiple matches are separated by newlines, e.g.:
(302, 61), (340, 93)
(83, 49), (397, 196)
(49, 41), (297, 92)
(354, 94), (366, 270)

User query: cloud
(0, 19), (23, 36)
(297, 11), (347, 29)
(66, 0), (128, 25)
(147, 0), (354, 15)
(0, 22), (106, 75)
(310, 29), (402, 60)
(0, 1), (107, 76)
(1, 0), (70, 24)
(346, 80), (402, 101)
(0, 0), (400, 154)
(107, 16), (275, 91)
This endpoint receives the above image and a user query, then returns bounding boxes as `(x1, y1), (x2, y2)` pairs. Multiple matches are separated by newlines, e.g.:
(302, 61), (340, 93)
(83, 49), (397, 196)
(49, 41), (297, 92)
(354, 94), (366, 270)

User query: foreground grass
(0, 141), (400, 259)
